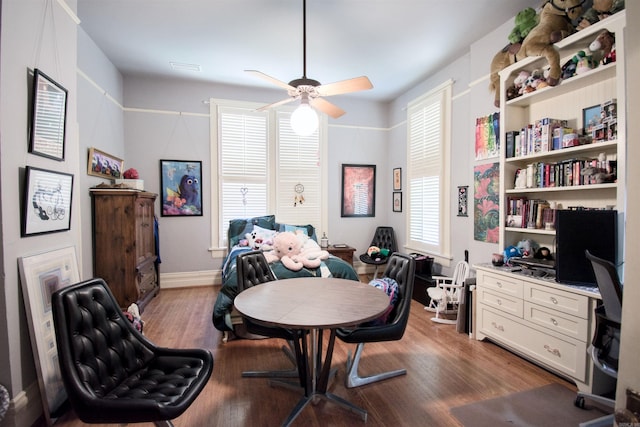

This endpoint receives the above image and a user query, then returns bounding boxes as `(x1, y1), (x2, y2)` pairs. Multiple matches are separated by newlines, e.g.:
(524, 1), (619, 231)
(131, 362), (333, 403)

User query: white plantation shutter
(213, 100), (323, 248)
(407, 80), (452, 257)
(275, 111), (321, 231)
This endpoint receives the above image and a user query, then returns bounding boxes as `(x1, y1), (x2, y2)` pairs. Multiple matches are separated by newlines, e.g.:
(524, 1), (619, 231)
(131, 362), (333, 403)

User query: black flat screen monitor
(555, 209), (617, 285)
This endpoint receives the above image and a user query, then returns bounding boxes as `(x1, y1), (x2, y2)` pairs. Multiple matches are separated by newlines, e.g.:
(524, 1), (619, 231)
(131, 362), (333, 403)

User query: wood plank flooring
(51, 284), (579, 427)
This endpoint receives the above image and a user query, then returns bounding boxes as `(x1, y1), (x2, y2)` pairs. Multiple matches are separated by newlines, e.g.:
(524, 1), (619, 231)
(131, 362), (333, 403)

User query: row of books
(505, 197), (555, 230)
(505, 118), (569, 158)
(514, 156), (617, 189)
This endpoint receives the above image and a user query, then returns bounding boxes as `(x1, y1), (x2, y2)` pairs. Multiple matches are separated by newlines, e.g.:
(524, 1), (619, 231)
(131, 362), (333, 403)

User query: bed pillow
(276, 223), (317, 242)
(228, 215), (276, 248)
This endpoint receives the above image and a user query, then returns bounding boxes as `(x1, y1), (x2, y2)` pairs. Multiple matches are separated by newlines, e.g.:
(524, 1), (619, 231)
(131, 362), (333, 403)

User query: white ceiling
(77, 0), (540, 102)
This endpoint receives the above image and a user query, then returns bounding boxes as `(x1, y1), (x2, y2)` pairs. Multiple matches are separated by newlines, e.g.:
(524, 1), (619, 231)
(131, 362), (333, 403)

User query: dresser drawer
(524, 302), (589, 342)
(479, 307), (587, 381)
(137, 259), (157, 295)
(478, 271), (523, 299)
(524, 282), (589, 318)
(478, 288), (523, 318)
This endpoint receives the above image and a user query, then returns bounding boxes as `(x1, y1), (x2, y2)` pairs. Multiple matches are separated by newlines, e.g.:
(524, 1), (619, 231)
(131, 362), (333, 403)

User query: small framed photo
(457, 185), (469, 217)
(341, 164), (376, 217)
(393, 191), (402, 212)
(87, 147), (123, 179)
(29, 69), (68, 161)
(582, 104), (602, 135)
(393, 167), (402, 191)
(22, 166), (74, 237)
(160, 159), (203, 216)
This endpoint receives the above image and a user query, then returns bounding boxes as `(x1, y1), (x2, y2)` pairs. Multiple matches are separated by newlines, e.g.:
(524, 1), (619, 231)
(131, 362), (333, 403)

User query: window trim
(405, 80), (453, 266)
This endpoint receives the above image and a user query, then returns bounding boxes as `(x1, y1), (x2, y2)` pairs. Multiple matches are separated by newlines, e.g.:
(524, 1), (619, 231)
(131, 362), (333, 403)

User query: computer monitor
(555, 209), (617, 285)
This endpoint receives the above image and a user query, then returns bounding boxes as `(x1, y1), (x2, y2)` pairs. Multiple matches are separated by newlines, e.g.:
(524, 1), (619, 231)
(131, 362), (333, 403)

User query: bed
(212, 215), (359, 333)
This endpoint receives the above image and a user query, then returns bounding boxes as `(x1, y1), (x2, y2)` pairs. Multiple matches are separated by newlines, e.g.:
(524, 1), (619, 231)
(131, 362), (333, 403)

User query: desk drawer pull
(491, 321), (504, 332)
(496, 281), (503, 288)
(544, 344), (561, 358)
(550, 297), (558, 305)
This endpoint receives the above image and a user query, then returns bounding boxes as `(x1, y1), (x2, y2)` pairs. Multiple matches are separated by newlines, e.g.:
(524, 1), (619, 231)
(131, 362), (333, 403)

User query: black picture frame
(458, 185), (469, 217)
(393, 192), (402, 212)
(29, 69), (68, 161)
(393, 167), (402, 191)
(582, 104), (602, 135)
(160, 159), (203, 216)
(22, 166), (74, 237)
(341, 164), (376, 217)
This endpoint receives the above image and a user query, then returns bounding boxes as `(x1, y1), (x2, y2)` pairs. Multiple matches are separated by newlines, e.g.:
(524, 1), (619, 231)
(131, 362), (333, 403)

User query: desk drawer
(478, 288), (523, 318)
(478, 271), (523, 299)
(524, 302), (589, 342)
(479, 307), (587, 381)
(524, 282), (589, 318)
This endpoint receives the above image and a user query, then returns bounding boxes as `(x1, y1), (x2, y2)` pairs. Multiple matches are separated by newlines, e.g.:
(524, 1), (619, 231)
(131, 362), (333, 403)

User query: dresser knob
(491, 321), (504, 332)
(550, 297), (558, 305)
(551, 318), (558, 326)
(544, 344), (561, 357)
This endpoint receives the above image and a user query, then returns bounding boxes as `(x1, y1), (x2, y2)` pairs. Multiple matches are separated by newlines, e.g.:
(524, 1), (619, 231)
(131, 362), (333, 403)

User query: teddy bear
(264, 231), (328, 271)
(489, 0), (584, 107)
(576, 0), (624, 31)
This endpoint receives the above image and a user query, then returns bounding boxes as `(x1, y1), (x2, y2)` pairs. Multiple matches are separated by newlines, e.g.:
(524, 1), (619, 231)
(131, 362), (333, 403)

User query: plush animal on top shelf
(509, 7), (540, 44)
(589, 29), (615, 65)
(576, 0), (624, 31)
(489, 0), (584, 107)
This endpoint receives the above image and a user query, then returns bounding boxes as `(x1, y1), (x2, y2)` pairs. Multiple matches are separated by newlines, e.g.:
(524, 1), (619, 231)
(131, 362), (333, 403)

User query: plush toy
(513, 70), (531, 96)
(489, 0), (584, 107)
(367, 246), (390, 262)
(244, 226), (275, 251)
(576, 0), (624, 31)
(508, 7), (540, 44)
(295, 230), (329, 265)
(589, 30), (615, 65)
(264, 231), (328, 271)
(125, 303), (144, 333)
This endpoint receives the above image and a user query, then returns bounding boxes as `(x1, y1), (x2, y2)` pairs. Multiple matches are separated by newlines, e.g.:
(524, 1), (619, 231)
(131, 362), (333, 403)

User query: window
(406, 80), (452, 262)
(209, 99), (326, 251)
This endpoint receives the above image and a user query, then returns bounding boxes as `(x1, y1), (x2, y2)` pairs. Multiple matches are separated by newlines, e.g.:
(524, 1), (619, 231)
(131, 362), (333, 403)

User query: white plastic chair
(425, 261), (470, 324)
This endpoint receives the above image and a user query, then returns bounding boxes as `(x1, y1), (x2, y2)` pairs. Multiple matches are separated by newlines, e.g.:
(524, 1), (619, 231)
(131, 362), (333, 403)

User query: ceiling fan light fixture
(290, 97), (318, 136)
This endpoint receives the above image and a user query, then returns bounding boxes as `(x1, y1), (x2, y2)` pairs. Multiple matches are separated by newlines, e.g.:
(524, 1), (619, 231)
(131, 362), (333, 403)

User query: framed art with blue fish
(160, 159), (202, 216)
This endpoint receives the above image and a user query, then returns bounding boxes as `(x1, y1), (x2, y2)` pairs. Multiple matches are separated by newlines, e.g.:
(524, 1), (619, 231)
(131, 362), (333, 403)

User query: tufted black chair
(359, 226), (397, 279)
(51, 278), (213, 426)
(337, 252), (415, 388)
(236, 250), (303, 379)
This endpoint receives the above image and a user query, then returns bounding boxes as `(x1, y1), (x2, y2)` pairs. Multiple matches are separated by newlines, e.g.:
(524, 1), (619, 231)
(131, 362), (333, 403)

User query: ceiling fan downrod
(289, 0), (320, 88)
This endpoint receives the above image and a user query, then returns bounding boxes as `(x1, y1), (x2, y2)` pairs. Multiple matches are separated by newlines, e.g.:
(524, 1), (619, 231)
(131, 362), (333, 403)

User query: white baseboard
(160, 270), (220, 288)
(3, 381), (44, 427)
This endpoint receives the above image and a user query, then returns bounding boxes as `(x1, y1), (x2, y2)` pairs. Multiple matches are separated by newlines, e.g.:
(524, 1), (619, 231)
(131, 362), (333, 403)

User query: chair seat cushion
(364, 277), (399, 326)
(427, 287), (445, 299)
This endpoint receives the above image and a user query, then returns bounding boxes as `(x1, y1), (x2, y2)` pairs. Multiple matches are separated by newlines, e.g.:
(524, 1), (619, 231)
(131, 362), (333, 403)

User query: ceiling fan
(245, 0), (373, 125)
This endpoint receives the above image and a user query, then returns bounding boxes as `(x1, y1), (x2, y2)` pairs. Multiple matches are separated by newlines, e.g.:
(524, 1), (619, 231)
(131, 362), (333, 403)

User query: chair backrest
(236, 250), (276, 292)
(52, 279), (156, 401)
(586, 250), (623, 323)
(452, 261), (470, 286)
(381, 252), (416, 330)
(370, 226), (397, 253)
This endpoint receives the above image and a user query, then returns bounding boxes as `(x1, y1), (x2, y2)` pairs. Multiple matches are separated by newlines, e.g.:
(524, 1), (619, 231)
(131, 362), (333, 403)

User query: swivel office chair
(359, 226), (397, 279)
(337, 253), (415, 388)
(236, 250), (303, 379)
(52, 278), (213, 427)
(575, 250), (622, 426)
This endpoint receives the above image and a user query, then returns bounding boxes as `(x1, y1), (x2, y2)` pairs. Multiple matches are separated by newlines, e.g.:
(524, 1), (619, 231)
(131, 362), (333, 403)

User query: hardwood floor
(52, 284), (579, 427)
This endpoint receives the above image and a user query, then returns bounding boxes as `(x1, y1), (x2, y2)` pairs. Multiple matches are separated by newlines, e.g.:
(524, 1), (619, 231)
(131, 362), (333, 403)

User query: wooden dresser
(326, 244), (356, 266)
(90, 189), (159, 311)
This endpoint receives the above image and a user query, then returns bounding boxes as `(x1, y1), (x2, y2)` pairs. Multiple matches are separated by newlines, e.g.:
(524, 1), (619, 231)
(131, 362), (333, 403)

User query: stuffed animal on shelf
(589, 30), (616, 65)
(508, 7), (539, 44)
(489, 0), (584, 107)
(576, 0), (624, 31)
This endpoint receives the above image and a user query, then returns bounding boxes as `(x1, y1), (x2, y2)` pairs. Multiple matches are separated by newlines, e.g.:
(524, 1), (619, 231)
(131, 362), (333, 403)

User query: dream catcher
(294, 183), (305, 207)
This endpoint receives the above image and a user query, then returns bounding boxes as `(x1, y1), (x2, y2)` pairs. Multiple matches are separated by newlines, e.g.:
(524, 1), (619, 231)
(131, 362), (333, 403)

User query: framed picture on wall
(87, 147), (124, 180)
(393, 167), (402, 191)
(160, 159), (203, 216)
(21, 166), (74, 237)
(393, 191), (402, 212)
(341, 164), (376, 217)
(29, 69), (68, 161)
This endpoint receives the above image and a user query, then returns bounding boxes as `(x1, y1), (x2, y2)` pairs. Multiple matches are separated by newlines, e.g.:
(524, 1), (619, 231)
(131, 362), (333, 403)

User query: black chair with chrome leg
(359, 226), (397, 279)
(575, 250), (622, 426)
(236, 250), (302, 379)
(337, 252), (415, 388)
(52, 278), (213, 427)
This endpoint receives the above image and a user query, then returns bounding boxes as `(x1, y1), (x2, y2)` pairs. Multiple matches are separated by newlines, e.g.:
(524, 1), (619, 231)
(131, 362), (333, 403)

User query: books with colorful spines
(540, 118), (567, 152)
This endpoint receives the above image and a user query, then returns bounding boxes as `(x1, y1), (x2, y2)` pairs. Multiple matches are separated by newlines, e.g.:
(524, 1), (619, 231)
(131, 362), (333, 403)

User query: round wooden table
(234, 277), (390, 426)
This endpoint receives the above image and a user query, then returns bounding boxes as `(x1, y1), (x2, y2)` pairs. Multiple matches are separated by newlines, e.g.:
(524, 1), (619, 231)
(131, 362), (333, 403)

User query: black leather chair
(236, 250), (303, 378)
(52, 278), (213, 427)
(359, 226), (398, 279)
(337, 252), (415, 388)
(575, 250), (622, 425)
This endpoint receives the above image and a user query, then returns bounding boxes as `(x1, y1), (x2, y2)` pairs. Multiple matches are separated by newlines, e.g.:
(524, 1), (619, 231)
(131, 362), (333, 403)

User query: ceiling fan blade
(256, 96), (298, 112)
(245, 70), (296, 91)
(310, 97), (345, 119)
(316, 76), (373, 97)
